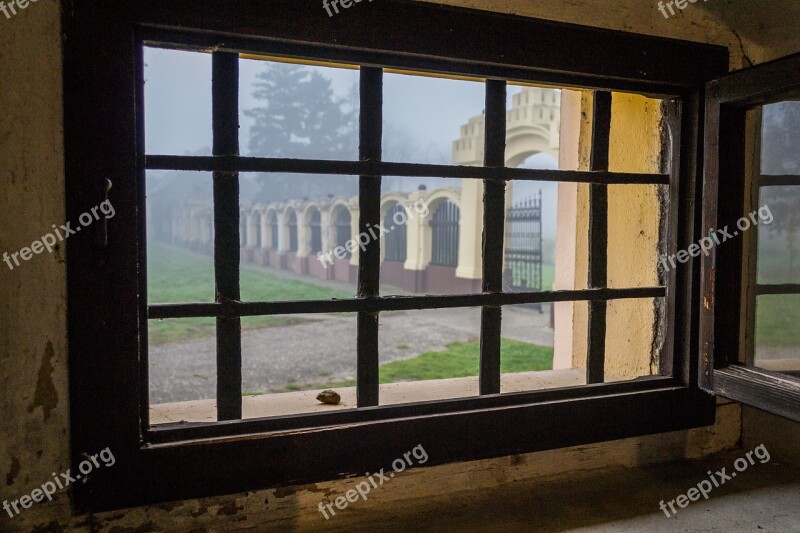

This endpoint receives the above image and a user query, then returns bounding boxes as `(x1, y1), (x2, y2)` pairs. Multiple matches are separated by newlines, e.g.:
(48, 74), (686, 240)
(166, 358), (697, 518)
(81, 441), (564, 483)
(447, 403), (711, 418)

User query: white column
(456, 181), (483, 279)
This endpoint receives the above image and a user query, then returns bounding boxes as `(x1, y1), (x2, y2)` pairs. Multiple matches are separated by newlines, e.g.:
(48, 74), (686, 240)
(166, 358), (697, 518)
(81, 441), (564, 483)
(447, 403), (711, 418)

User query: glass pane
(148, 318), (217, 424)
(503, 181), (557, 293)
(146, 171), (214, 304)
(380, 177), (478, 295)
(757, 186), (800, 285)
(378, 308), (481, 405)
(383, 71), (484, 164)
(239, 173), (357, 300)
(239, 58), (359, 160)
(144, 47), (212, 156)
(500, 304), (586, 392)
(761, 101), (800, 175)
(754, 295), (800, 376)
(241, 314), (357, 419)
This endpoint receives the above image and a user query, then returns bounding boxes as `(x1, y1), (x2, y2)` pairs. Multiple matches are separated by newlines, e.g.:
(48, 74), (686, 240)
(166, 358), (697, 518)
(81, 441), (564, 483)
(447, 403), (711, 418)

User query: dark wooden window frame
(64, 0), (728, 512)
(701, 52), (800, 422)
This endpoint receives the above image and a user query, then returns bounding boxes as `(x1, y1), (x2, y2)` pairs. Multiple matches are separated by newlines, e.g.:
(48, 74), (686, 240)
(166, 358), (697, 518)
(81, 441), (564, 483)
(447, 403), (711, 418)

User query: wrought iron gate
(430, 200), (460, 267)
(504, 192), (543, 311)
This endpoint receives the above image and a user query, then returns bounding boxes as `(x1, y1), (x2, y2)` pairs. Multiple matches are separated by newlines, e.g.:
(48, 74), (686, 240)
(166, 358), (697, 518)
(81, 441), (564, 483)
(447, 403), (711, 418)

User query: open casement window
(702, 52), (800, 422)
(64, 0), (729, 512)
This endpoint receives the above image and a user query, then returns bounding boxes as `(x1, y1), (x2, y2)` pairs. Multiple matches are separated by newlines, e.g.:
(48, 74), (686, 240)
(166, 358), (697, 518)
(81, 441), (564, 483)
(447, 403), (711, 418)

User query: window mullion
(212, 51), (242, 420)
(587, 91), (612, 384)
(357, 67), (383, 407)
(479, 79), (507, 395)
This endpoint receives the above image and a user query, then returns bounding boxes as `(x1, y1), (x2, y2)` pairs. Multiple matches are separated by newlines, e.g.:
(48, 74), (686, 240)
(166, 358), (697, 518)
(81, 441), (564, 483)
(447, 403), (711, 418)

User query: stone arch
(303, 203), (324, 255)
(246, 208), (263, 249)
(379, 192), (410, 219)
(283, 206), (298, 253)
(264, 207), (279, 250)
(329, 200), (355, 258)
(505, 125), (559, 167)
(421, 188), (461, 213)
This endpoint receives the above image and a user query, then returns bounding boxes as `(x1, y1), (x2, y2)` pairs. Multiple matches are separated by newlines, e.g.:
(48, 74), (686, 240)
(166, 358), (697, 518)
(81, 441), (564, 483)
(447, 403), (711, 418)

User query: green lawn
(754, 238), (800, 348)
(147, 244), (351, 345)
(148, 243), (352, 304)
(756, 294), (800, 348)
(380, 338), (553, 382)
(542, 264), (555, 291)
(310, 339), (553, 391)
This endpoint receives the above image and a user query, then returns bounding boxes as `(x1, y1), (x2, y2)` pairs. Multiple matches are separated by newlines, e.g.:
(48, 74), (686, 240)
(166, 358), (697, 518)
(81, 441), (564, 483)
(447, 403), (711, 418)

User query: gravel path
(149, 305), (553, 404)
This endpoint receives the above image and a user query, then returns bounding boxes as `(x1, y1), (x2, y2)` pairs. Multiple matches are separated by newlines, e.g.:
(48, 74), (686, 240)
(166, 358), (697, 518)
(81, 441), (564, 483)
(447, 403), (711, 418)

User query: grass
(147, 243), (351, 345)
(306, 339), (553, 391)
(754, 239), (800, 348)
(542, 264), (555, 291)
(148, 242), (352, 303)
(149, 316), (313, 346)
(380, 338), (552, 382)
(756, 294), (800, 348)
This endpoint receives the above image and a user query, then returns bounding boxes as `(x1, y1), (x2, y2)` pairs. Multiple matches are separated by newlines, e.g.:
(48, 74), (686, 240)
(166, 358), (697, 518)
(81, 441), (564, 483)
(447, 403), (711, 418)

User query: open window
(64, 0), (730, 512)
(702, 52), (800, 422)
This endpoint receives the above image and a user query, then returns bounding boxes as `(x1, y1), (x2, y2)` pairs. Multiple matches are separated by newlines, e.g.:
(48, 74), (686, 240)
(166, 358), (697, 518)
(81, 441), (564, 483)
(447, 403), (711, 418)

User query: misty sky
(143, 47), (559, 237)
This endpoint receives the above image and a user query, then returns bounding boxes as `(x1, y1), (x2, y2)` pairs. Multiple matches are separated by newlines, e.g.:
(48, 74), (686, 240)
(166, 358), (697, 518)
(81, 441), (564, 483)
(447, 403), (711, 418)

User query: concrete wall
(2, 0), (800, 531)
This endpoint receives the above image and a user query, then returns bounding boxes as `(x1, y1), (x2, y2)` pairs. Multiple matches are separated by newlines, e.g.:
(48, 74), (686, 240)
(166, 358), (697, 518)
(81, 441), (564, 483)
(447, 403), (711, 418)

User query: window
(701, 52), (800, 422)
(64, 0), (729, 512)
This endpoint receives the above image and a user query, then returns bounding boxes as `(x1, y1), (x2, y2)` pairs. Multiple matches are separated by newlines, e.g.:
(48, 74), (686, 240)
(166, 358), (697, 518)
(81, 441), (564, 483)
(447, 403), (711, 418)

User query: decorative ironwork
(504, 192), (543, 310)
(384, 202), (407, 262)
(430, 200), (460, 267)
